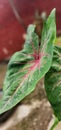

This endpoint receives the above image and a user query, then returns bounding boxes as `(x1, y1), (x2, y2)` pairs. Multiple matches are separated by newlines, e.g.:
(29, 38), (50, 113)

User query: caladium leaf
(0, 9), (56, 114)
(45, 45), (61, 121)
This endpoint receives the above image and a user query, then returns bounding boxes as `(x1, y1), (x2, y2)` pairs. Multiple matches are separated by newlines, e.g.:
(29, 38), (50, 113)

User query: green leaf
(24, 24), (39, 53)
(0, 9), (56, 114)
(41, 8), (56, 49)
(50, 117), (59, 130)
(45, 45), (61, 121)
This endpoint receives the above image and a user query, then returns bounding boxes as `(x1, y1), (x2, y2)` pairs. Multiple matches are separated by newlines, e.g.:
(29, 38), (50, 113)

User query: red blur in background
(0, 0), (61, 60)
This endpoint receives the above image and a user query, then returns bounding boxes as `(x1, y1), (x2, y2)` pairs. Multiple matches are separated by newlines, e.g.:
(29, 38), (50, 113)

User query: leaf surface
(0, 9), (56, 114)
(45, 45), (61, 120)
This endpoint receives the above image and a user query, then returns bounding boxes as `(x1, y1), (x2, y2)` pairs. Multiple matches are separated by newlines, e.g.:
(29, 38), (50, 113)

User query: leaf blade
(45, 45), (61, 120)
(0, 9), (56, 114)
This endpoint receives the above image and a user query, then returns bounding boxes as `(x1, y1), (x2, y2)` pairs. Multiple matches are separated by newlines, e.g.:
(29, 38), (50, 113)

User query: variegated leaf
(0, 9), (56, 114)
(45, 45), (61, 120)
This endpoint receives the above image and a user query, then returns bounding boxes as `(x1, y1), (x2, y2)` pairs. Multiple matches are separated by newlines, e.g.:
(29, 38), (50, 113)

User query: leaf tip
(53, 8), (56, 12)
(51, 8), (56, 16)
(27, 24), (36, 34)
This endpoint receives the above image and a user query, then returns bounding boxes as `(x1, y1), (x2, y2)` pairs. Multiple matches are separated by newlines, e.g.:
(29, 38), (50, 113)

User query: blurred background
(0, 0), (61, 61)
(0, 0), (61, 130)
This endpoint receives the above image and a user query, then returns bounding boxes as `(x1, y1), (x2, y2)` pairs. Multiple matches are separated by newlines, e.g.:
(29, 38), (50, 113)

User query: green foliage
(45, 46), (61, 121)
(0, 9), (56, 115)
(50, 117), (59, 130)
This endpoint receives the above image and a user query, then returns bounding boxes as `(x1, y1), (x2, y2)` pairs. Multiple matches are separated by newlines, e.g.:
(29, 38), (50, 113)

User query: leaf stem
(50, 117), (59, 130)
